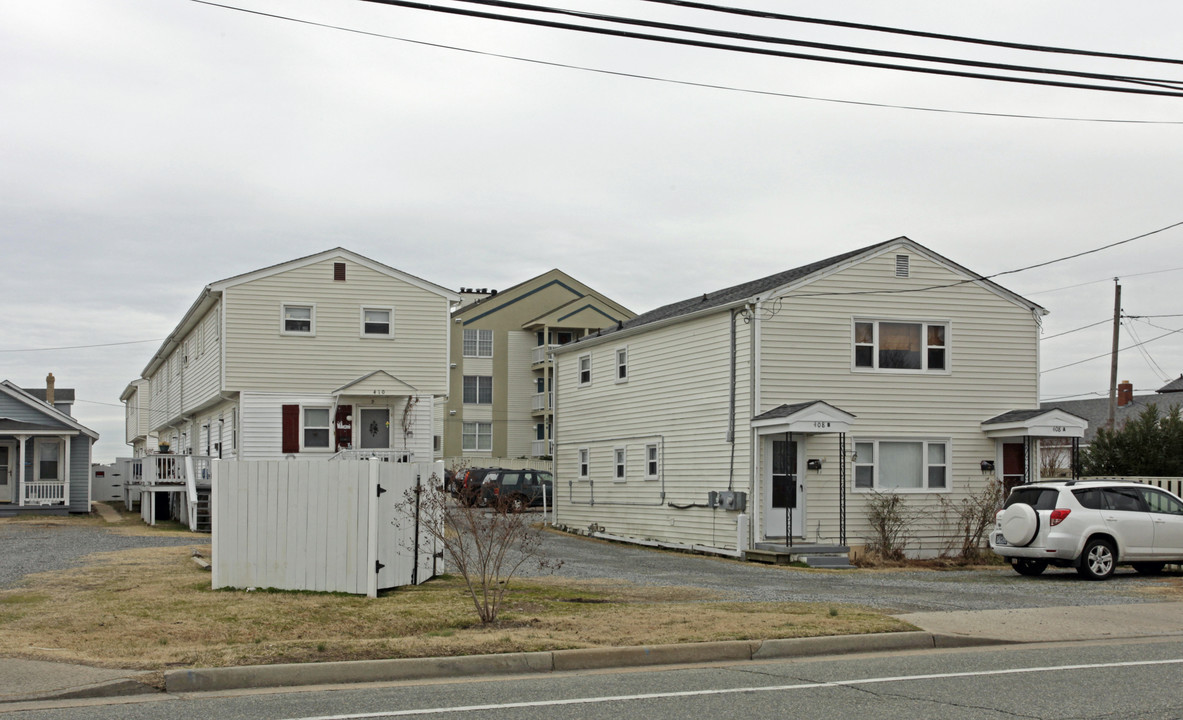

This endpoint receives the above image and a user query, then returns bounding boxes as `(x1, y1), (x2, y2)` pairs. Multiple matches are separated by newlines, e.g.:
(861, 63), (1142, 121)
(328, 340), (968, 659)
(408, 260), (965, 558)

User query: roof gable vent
(334, 262), (346, 281)
(895, 254), (909, 278)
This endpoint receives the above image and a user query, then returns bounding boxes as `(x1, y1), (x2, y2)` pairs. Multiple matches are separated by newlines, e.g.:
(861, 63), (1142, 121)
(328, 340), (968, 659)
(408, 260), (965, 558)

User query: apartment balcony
(530, 440), (553, 458)
(531, 345), (559, 366)
(531, 392), (552, 414)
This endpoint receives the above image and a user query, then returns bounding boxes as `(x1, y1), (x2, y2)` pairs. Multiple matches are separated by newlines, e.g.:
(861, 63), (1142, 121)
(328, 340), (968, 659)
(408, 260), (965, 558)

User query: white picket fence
(211, 459), (442, 597)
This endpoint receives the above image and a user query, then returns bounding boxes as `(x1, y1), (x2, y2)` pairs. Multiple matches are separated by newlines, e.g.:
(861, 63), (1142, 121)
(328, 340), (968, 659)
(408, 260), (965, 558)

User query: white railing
(531, 392), (552, 412)
(331, 450), (415, 463)
(24, 482), (66, 505)
(531, 345), (559, 365)
(530, 440), (553, 457)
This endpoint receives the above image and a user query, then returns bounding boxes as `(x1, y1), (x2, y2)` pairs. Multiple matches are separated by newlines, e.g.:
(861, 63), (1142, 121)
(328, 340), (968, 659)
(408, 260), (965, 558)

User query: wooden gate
(211, 459), (441, 597)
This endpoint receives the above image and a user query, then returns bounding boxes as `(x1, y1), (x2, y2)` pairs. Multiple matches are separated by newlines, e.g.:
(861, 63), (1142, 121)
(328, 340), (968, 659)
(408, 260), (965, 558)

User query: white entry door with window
(0, 443), (13, 503)
(358, 408), (390, 449)
(763, 437), (804, 540)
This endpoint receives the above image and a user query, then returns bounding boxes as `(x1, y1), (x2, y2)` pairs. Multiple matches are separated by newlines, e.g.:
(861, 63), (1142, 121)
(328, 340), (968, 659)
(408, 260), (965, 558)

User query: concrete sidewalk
(4, 601), (1182, 703)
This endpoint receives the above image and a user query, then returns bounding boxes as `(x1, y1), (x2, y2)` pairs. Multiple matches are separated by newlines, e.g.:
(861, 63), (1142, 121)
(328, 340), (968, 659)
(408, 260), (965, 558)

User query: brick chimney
(1117, 380), (1133, 407)
(45, 373), (55, 407)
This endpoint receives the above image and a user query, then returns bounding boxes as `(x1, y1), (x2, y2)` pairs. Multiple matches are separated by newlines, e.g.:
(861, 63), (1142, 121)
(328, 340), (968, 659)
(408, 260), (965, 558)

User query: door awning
(751, 401), (855, 435)
(981, 408), (1087, 439)
(332, 370), (419, 397)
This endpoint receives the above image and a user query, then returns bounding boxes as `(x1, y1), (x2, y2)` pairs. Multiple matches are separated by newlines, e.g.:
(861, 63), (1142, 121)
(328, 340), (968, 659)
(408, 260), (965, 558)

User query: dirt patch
(0, 544), (910, 670)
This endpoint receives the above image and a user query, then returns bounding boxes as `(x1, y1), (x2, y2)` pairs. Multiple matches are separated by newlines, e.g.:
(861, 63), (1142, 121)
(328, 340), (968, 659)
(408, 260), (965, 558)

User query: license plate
(995, 535), (1008, 546)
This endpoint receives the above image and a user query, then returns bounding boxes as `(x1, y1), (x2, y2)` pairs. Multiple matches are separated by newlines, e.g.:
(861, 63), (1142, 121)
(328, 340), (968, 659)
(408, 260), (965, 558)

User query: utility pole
(1107, 278), (1122, 431)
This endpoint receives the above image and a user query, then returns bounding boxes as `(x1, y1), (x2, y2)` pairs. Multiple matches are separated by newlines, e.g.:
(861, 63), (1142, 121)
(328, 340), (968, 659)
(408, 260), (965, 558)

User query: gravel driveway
(518, 529), (1181, 613)
(0, 522), (206, 590)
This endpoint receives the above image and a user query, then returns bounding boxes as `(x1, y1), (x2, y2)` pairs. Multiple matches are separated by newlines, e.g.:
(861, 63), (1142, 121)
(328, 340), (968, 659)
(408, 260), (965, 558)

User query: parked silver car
(991, 480), (1183, 580)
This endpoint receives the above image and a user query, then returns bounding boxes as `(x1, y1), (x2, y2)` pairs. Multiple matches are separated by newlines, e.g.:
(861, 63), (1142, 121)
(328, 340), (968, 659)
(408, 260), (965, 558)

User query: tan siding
(223, 258), (450, 396)
(555, 311), (752, 550)
(506, 331), (535, 456)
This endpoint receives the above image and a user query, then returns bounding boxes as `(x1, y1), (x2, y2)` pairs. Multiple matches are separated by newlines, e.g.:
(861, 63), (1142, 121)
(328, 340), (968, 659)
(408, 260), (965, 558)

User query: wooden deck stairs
(745, 542), (854, 569)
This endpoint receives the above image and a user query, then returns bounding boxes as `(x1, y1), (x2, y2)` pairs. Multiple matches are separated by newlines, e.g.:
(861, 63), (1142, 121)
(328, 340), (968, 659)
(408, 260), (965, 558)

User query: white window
(615, 347), (628, 383)
(853, 440), (949, 491)
(614, 447), (626, 481)
(579, 448), (590, 479)
(578, 354), (592, 386)
(302, 408), (331, 450)
(463, 328), (493, 357)
(361, 307), (393, 337)
(645, 444), (659, 479)
(853, 320), (947, 372)
(462, 422), (492, 451)
(463, 375), (493, 404)
(281, 304), (315, 335)
(34, 439), (62, 482)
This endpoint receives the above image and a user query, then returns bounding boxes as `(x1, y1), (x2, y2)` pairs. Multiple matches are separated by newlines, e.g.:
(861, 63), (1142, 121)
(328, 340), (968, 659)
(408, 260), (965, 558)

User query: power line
(439, 0), (1183, 92)
(0, 338), (165, 353)
(355, 0), (1183, 96)
(636, 0), (1183, 68)
(1124, 321), (1170, 380)
(1041, 318), (1110, 341)
(191, 1), (1183, 124)
(1042, 324), (1183, 373)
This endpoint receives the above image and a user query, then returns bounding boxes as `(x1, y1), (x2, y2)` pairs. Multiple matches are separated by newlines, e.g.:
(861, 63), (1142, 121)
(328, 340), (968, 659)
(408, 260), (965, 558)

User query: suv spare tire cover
(999, 503), (1040, 547)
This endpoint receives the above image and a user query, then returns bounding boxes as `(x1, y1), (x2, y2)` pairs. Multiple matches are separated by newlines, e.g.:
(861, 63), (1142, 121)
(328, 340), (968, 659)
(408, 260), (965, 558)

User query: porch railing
(530, 440), (553, 458)
(24, 482), (66, 505)
(331, 450), (415, 463)
(531, 392), (552, 412)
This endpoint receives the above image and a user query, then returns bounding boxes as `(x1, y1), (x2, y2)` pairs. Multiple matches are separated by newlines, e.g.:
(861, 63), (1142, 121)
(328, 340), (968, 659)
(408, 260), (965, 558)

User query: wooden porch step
(745, 543), (854, 569)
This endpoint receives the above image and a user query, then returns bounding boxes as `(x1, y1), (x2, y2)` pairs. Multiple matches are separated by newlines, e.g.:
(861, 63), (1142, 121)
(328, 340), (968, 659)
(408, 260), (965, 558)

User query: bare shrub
(938, 478), (1004, 562)
(1039, 441), (1070, 479)
(863, 491), (912, 562)
(400, 474), (560, 624)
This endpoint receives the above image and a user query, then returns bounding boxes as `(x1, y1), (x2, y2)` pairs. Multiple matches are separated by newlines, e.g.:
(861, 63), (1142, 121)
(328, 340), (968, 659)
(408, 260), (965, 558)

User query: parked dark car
(453, 467), (503, 506)
(480, 469), (554, 511)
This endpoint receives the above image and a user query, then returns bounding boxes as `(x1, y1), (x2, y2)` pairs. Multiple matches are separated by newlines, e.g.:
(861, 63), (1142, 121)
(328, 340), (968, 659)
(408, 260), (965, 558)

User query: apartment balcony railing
(530, 440), (553, 458)
(531, 392), (552, 412)
(531, 345), (559, 365)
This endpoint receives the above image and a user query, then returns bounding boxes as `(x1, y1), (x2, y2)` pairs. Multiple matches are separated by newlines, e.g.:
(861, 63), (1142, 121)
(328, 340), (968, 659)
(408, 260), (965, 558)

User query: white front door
(0, 443), (13, 503)
(358, 409), (390, 450)
(763, 437), (804, 540)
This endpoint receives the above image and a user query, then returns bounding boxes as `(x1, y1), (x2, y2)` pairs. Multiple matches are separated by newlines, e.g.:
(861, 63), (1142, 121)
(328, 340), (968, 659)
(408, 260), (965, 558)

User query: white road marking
(286, 657), (1183, 719)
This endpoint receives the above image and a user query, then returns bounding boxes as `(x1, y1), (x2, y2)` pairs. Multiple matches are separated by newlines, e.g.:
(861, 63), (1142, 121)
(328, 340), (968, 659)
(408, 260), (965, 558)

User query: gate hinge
(375, 560), (385, 574)
(376, 484), (387, 497)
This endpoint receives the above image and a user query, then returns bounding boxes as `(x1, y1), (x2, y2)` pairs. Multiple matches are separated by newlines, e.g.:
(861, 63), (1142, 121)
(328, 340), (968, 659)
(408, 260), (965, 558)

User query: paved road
(0, 522), (205, 589)
(519, 529), (1182, 613)
(6, 638), (1182, 719)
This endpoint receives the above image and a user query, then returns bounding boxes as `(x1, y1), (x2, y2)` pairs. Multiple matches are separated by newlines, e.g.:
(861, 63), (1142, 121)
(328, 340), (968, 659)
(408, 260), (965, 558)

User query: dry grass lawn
(0, 515), (911, 672)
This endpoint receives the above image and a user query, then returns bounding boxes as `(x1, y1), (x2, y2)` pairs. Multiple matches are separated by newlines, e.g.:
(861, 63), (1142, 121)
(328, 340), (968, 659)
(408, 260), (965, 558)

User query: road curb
(163, 631), (1006, 694)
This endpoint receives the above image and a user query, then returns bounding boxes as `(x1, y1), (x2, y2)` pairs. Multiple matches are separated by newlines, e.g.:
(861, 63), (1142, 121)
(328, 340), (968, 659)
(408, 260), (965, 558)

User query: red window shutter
(282, 405), (300, 454)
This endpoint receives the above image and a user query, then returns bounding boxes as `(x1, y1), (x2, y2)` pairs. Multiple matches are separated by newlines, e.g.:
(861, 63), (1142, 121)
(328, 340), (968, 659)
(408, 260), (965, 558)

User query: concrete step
(801, 555), (855, 569)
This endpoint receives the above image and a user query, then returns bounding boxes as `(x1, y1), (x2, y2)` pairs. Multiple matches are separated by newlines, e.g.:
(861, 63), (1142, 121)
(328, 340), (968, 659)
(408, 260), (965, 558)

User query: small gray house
(0, 375), (98, 515)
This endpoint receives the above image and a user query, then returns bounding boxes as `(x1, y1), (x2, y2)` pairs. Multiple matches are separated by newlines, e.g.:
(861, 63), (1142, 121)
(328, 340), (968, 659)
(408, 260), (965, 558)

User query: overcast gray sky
(3, 0), (1181, 463)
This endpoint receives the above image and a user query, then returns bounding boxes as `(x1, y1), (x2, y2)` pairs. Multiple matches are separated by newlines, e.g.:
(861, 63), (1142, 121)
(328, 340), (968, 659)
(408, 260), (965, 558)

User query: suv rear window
(1004, 486), (1060, 510)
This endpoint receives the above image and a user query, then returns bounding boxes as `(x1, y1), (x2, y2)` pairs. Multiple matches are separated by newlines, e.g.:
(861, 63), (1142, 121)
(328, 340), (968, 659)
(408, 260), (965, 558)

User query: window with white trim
(854, 320), (946, 371)
(282, 304), (314, 335)
(34, 439), (62, 482)
(578, 354), (591, 386)
(463, 328), (493, 357)
(361, 307), (393, 337)
(615, 347), (628, 382)
(462, 422), (492, 451)
(614, 447), (626, 481)
(853, 440), (948, 491)
(302, 407), (332, 450)
(579, 448), (589, 479)
(645, 444), (659, 479)
(462, 375), (493, 404)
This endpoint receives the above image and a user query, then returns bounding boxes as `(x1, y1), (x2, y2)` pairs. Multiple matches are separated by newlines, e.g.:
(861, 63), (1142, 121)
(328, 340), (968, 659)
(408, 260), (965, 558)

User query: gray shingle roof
(1040, 394), (1181, 443)
(23, 388), (75, 403)
(1159, 374), (1183, 394)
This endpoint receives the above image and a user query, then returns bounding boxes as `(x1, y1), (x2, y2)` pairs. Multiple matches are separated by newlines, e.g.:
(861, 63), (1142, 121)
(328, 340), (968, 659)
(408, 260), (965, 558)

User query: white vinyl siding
(223, 258), (451, 397)
(146, 304), (223, 435)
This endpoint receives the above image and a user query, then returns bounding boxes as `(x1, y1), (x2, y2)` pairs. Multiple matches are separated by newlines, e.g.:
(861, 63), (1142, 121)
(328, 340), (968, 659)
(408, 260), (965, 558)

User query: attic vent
(334, 262), (346, 281)
(895, 254), (909, 278)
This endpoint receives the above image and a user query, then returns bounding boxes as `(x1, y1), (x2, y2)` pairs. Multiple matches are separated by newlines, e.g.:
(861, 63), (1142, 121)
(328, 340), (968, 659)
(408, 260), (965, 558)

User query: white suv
(990, 480), (1183, 580)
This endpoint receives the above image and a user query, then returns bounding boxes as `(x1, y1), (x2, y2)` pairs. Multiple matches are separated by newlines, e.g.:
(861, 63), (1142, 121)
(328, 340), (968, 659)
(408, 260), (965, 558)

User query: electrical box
(717, 490), (747, 511)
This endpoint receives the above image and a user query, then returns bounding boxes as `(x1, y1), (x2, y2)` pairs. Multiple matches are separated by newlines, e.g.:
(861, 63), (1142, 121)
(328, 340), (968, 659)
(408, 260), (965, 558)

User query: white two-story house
(551, 237), (1087, 558)
(127, 248), (458, 463)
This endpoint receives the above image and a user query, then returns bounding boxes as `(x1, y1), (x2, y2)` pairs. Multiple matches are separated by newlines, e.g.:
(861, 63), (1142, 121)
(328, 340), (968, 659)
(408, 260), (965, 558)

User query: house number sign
(1051, 425), (1066, 433)
(813, 421), (831, 428)
(372, 389), (386, 395)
